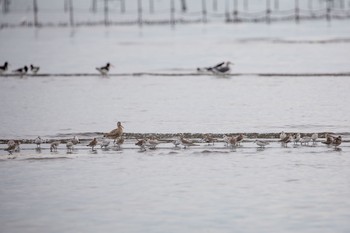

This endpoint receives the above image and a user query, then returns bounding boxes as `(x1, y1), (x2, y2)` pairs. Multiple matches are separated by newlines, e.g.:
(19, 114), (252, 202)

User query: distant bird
(280, 131), (287, 140)
(235, 134), (244, 145)
(50, 141), (60, 152)
(34, 136), (43, 148)
(202, 134), (215, 145)
(115, 136), (124, 149)
(197, 62), (225, 73)
(223, 135), (231, 146)
(172, 138), (181, 147)
(254, 140), (270, 148)
(227, 136), (237, 148)
(311, 133), (318, 144)
(30, 64), (40, 74)
(72, 136), (80, 145)
(322, 134), (334, 146)
(280, 134), (293, 147)
(332, 136), (342, 148)
(87, 138), (97, 151)
(135, 139), (146, 150)
(13, 66), (28, 76)
(300, 136), (311, 146)
(96, 63), (112, 75)
(5, 140), (20, 154)
(209, 61), (234, 74)
(293, 133), (301, 145)
(146, 136), (160, 149)
(0, 62), (9, 74)
(99, 138), (110, 149)
(66, 141), (74, 152)
(179, 135), (196, 148)
(104, 122), (124, 143)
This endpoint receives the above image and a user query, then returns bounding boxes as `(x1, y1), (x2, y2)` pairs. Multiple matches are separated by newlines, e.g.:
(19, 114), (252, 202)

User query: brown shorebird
(50, 141), (60, 152)
(280, 134), (293, 147)
(87, 138), (97, 151)
(322, 134), (334, 145)
(146, 136), (160, 149)
(104, 122), (124, 143)
(332, 136), (342, 148)
(66, 141), (74, 153)
(235, 134), (244, 145)
(254, 140), (269, 148)
(293, 133), (301, 145)
(228, 136), (237, 148)
(179, 135), (197, 148)
(115, 136), (124, 149)
(135, 139), (146, 150)
(202, 134), (215, 145)
(5, 140), (19, 154)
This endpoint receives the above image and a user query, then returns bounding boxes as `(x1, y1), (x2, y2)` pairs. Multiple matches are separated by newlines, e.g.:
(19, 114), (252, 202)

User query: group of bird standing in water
(3, 121), (343, 155)
(0, 61), (234, 76)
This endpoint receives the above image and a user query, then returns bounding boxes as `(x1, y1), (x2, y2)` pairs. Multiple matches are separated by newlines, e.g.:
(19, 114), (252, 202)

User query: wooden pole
(91, 0), (97, 13)
(225, 0), (230, 22)
(274, 0), (279, 10)
(149, 0), (154, 13)
(202, 0), (207, 23)
(138, 0), (142, 26)
(104, 0), (109, 26)
(244, 0), (249, 11)
(69, 0), (74, 27)
(170, 0), (175, 26)
(213, 0), (218, 11)
(233, 0), (238, 22)
(180, 0), (187, 13)
(295, 0), (299, 23)
(266, 0), (271, 24)
(33, 0), (38, 27)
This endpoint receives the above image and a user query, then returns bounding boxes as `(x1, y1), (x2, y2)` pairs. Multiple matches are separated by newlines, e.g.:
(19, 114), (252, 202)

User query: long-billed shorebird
(30, 64), (40, 74)
(96, 63), (112, 75)
(0, 62), (9, 74)
(104, 122), (124, 143)
(13, 66), (28, 76)
(87, 138), (97, 151)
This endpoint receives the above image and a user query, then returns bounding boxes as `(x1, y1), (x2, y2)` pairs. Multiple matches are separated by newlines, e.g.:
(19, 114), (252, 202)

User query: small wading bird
(34, 136), (43, 149)
(235, 134), (244, 146)
(179, 135), (197, 148)
(96, 63), (113, 75)
(50, 141), (60, 152)
(13, 66), (28, 76)
(30, 64), (40, 74)
(332, 136), (342, 148)
(87, 138), (97, 151)
(104, 122), (124, 144)
(5, 140), (20, 154)
(135, 139), (146, 150)
(0, 62), (9, 74)
(202, 134), (215, 145)
(99, 138), (110, 149)
(197, 61), (234, 75)
(300, 136), (311, 146)
(311, 133), (318, 144)
(66, 141), (74, 153)
(280, 134), (293, 147)
(293, 133), (301, 145)
(72, 136), (80, 145)
(115, 136), (124, 149)
(255, 140), (270, 148)
(146, 136), (160, 149)
(227, 136), (237, 148)
(322, 134), (334, 146)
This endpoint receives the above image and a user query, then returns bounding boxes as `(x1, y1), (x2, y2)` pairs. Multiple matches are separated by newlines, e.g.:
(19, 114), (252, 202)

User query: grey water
(1, 10), (350, 233)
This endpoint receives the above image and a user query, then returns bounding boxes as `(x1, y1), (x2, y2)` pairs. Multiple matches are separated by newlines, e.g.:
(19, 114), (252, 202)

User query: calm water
(0, 143), (350, 233)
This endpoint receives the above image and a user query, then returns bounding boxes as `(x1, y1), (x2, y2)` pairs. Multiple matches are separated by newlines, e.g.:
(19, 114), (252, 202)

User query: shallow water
(1, 142), (350, 233)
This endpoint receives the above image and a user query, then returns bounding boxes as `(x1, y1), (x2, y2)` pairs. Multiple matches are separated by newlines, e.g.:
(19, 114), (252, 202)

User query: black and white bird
(209, 61), (234, 74)
(96, 63), (112, 75)
(30, 64), (40, 74)
(13, 66), (28, 76)
(35, 136), (43, 149)
(0, 62), (9, 74)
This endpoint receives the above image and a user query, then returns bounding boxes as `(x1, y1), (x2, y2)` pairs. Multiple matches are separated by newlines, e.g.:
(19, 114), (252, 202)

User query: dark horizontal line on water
(1, 72), (350, 77)
(0, 132), (348, 144)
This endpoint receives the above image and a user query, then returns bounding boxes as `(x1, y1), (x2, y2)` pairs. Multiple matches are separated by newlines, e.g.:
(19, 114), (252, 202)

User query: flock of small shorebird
(0, 61), (234, 76)
(3, 122), (343, 155)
